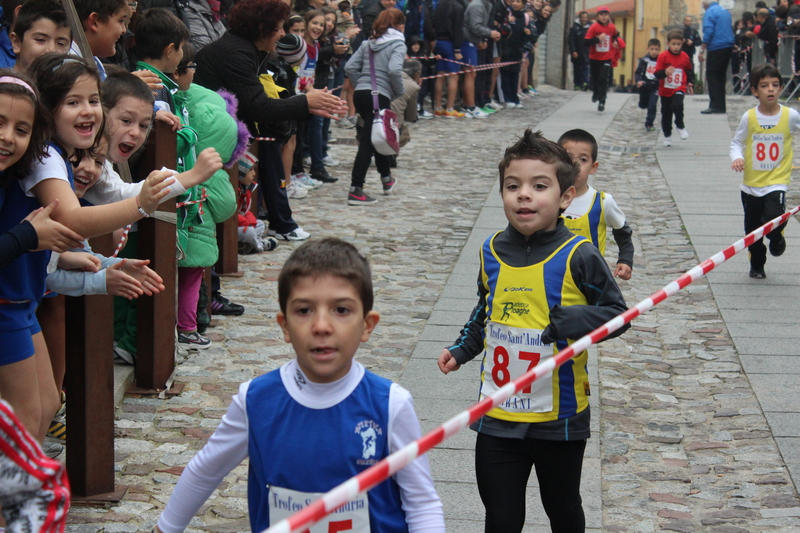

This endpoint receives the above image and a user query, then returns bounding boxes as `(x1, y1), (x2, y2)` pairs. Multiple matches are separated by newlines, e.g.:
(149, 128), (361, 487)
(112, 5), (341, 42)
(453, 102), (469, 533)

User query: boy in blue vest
(155, 238), (445, 533)
(730, 63), (799, 279)
(438, 129), (629, 533)
(558, 128), (634, 280)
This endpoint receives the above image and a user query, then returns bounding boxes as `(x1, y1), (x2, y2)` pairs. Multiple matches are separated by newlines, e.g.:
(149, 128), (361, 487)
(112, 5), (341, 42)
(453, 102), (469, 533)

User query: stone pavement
(66, 89), (800, 533)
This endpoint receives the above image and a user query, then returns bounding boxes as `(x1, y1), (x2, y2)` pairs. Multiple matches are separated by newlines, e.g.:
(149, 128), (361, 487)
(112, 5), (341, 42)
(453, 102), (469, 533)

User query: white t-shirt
(157, 360), (445, 533)
(22, 144), (70, 197)
(562, 186), (627, 229)
(730, 105), (800, 197)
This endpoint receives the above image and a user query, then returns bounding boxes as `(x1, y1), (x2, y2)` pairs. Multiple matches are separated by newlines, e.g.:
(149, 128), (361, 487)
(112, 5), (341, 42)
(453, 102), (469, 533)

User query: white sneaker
(296, 173), (323, 189)
(303, 156), (311, 167)
(678, 128), (689, 140)
(663, 137), (672, 147)
(286, 182), (308, 199)
(292, 178), (313, 190)
(515, 103), (524, 109)
(505, 101), (517, 109)
(487, 100), (503, 110)
(465, 107), (489, 119)
(273, 227), (310, 241)
(322, 154), (339, 166)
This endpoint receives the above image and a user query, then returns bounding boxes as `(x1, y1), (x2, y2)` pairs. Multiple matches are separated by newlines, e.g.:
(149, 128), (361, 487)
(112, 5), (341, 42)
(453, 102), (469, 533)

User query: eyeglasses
(128, 2), (138, 9)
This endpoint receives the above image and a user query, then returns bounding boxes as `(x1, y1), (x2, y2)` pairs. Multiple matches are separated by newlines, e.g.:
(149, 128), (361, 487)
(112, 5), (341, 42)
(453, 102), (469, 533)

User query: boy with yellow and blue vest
(730, 63), (796, 279)
(438, 129), (630, 533)
(559, 128), (635, 280)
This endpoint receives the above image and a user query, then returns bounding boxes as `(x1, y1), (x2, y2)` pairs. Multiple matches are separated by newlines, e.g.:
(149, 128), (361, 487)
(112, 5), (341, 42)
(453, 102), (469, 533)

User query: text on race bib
(752, 133), (784, 171)
(481, 322), (554, 413)
(664, 68), (683, 89)
(596, 34), (610, 52)
(645, 63), (656, 80)
(269, 485), (370, 533)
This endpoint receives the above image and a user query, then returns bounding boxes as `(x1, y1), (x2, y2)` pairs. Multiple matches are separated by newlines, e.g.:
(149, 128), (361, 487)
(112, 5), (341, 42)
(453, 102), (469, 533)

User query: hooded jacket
(463, 0), (493, 44)
(344, 28), (407, 100)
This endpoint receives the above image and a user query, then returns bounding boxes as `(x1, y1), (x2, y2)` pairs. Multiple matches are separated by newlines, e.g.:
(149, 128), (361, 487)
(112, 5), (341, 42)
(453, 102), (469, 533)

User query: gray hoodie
(344, 28), (407, 100)
(463, 0), (493, 44)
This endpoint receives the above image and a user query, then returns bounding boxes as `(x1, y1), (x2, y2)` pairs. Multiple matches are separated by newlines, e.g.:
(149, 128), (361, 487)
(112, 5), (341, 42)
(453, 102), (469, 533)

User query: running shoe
(348, 187), (378, 205)
(444, 109), (465, 118)
(770, 235), (786, 257)
(663, 137), (672, 147)
(322, 154), (339, 166)
(480, 107), (497, 115)
(434, 108), (447, 117)
(381, 175), (397, 195)
(464, 107), (489, 119)
(178, 331), (211, 349)
(270, 227), (311, 241)
(286, 181), (308, 199)
(678, 128), (689, 140)
(418, 109), (434, 120)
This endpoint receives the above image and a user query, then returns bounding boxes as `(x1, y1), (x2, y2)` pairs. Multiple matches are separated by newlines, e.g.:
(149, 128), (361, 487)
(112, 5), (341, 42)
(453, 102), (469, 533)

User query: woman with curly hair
(195, 0), (346, 241)
(344, 8), (406, 206)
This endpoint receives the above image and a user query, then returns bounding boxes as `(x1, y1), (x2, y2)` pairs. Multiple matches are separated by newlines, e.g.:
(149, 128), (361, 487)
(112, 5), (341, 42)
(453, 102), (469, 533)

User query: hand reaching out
(306, 88), (349, 119)
(155, 109), (181, 131)
(105, 260), (145, 299)
(138, 170), (176, 215)
(613, 263), (632, 280)
(57, 251), (101, 272)
(119, 258), (165, 296)
(26, 199), (84, 252)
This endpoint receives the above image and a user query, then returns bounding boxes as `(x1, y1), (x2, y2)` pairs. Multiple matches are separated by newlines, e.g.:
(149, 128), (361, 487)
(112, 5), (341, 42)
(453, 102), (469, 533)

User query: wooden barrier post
(214, 165), (240, 274)
(64, 234), (125, 499)
(134, 121), (177, 391)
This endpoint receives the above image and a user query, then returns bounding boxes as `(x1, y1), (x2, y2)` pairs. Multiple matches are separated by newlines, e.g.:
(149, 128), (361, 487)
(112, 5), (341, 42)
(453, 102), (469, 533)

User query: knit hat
(238, 152), (257, 181)
(277, 34), (307, 65)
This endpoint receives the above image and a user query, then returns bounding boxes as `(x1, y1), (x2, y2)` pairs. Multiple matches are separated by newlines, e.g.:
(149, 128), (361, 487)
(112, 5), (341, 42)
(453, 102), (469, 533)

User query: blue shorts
(461, 41), (478, 67)
(0, 321), (41, 366)
(434, 40), (461, 73)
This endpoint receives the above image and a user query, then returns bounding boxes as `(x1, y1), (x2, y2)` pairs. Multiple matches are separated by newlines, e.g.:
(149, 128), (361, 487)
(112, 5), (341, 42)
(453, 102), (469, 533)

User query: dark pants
(475, 47), (493, 107)
(589, 59), (611, 103)
(661, 92), (685, 137)
(475, 432), (586, 533)
(572, 58), (589, 87)
(742, 190), (786, 270)
(639, 86), (658, 127)
(305, 115), (326, 172)
(257, 140), (297, 234)
(292, 120), (306, 175)
(500, 68), (520, 104)
(352, 89), (391, 189)
(706, 47), (733, 112)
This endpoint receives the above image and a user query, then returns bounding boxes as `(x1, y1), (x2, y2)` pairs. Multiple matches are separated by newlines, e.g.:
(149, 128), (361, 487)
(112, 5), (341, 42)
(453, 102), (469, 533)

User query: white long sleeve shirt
(157, 360), (445, 533)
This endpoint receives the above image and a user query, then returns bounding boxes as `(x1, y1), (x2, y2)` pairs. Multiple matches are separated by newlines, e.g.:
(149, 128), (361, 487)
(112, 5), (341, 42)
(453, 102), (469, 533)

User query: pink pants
(177, 266), (204, 332)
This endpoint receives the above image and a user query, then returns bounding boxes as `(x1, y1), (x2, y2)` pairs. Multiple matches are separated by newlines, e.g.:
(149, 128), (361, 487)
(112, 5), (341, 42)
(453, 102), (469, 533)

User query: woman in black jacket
(195, 0), (346, 241)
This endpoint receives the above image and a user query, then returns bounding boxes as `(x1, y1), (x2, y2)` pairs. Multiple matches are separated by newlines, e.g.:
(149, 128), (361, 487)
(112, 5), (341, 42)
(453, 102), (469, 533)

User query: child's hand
(190, 148), (224, 184)
(138, 170), (176, 215)
(132, 69), (163, 94)
(524, 28), (531, 35)
(26, 199), (84, 252)
(105, 260), (145, 300)
(155, 109), (181, 132)
(57, 251), (101, 272)
(731, 158), (745, 172)
(613, 263), (632, 280)
(455, 52), (463, 60)
(665, 65), (675, 76)
(687, 83), (694, 95)
(437, 349), (461, 374)
(509, 14), (516, 23)
(637, 80), (644, 87)
(120, 258), (165, 296)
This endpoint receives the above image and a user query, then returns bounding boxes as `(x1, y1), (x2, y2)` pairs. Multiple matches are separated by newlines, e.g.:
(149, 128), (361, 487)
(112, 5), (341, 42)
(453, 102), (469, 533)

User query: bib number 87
(755, 142), (780, 162)
(491, 346), (541, 393)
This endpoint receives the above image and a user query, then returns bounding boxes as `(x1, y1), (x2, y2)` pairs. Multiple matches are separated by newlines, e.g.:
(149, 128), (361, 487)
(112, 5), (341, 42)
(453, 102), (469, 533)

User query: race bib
(752, 133), (784, 171)
(480, 322), (554, 413)
(269, 485), (370, 532)
(645, 63), (656, 80)
(664, 68), (683, 89)
(596, 34), (610, 52)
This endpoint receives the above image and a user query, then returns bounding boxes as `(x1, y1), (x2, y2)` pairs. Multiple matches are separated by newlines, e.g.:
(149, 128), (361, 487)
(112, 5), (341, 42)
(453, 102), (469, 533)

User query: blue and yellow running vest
(562, 190), (607, 254)
(744, 105), (793, 188)
(478, 233), (591, 423)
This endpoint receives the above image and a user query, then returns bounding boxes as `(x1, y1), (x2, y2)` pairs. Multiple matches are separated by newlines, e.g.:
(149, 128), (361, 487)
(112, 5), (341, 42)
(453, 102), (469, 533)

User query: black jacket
(681, 26), (702, 57)
(194, 31), (309, 142)
(568, 20), (589, 62)
(757, 16), (779, 57)
(433, 0), (465, 50)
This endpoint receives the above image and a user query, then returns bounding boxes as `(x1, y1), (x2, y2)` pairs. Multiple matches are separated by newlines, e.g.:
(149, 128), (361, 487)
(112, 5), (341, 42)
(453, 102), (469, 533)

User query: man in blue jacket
(700, 0), (734, 114)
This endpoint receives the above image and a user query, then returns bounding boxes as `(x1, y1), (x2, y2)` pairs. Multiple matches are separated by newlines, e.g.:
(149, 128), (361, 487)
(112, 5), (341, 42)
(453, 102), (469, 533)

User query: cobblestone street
(66, 88), (800, 532)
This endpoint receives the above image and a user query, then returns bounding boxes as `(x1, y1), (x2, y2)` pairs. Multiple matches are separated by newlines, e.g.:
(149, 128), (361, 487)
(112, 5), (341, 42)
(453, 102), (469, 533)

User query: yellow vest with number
(479, 232), (590, 423)
(562, 191), (607, 255)
(744, 106), (792, 188)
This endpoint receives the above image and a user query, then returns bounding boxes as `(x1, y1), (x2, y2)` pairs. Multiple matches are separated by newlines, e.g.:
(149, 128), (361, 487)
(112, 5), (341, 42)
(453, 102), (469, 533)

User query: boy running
(559, 128), (634, 279)
(155, 238), (445, 533)
(655, 29), (693, 146)
(635, 38), (660, 132)
(438, 129), (629, 532)
(730, 63), (797, 279)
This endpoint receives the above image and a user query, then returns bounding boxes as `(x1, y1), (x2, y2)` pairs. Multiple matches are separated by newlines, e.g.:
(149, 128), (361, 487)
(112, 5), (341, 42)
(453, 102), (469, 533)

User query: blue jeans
(305, 115), (325, 172)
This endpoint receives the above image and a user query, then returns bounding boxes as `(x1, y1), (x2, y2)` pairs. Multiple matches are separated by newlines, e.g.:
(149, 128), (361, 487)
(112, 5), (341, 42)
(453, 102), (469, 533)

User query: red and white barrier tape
(419, 59), (524, 81)
(113, 224), (131, 258)
(261, 205), (800, 533)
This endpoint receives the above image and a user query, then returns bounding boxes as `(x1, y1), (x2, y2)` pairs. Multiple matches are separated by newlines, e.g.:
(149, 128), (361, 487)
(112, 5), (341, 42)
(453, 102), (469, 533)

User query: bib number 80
(491, 346), (541, 393)
(755, 142), (780, 162)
